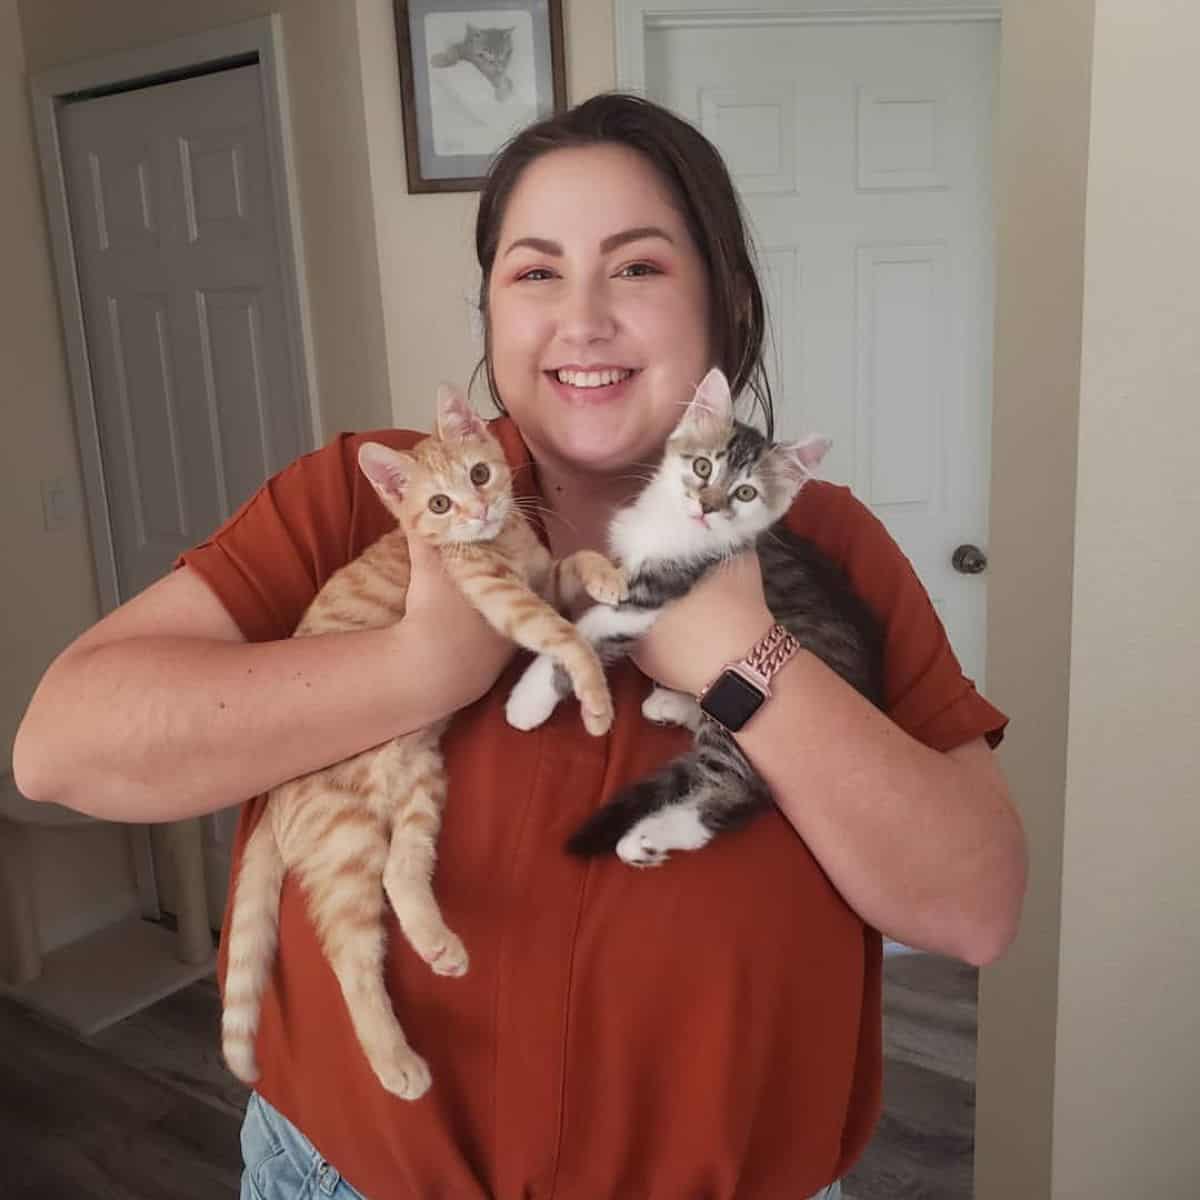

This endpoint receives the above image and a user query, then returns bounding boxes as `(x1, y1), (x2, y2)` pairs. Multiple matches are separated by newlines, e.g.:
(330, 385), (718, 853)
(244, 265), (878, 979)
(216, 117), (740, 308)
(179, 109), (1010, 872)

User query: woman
(13, 94), (1025, 1199)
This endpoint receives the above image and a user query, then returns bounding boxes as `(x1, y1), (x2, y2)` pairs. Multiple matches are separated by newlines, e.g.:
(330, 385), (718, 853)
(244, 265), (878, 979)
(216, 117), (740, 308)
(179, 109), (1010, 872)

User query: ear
(679, 367), (733, 435)
(436, 382), (487, 442)
(358, 441), (416, 500)
(771, 434), (832, 484)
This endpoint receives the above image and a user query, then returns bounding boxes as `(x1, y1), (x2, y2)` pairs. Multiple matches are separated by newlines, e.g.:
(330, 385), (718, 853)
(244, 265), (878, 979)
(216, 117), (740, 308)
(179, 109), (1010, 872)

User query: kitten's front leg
(641, 686), (703, 731)
(505, 603), (657, 732)
(504, 652), (561, 731)
(554, 550), (627, 611)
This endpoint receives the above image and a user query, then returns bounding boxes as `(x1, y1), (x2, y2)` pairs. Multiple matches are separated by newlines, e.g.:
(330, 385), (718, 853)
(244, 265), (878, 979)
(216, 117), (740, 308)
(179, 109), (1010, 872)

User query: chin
(549, 425), (667, 476)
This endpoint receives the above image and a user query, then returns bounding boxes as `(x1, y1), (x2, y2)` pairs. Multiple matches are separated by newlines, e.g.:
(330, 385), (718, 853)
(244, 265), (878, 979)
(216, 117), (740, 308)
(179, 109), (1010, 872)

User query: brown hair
(472, 93), (775, 438)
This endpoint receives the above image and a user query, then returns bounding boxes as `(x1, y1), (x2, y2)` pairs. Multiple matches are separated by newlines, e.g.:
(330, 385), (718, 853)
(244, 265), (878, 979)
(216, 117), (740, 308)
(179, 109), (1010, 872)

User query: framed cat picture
(394, 0), (567, 192)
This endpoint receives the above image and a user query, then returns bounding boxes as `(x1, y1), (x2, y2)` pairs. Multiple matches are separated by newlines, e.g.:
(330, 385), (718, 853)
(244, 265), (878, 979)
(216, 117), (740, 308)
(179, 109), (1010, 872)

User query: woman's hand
(397, 533), (517, 713)
(630, 550), (776, 696)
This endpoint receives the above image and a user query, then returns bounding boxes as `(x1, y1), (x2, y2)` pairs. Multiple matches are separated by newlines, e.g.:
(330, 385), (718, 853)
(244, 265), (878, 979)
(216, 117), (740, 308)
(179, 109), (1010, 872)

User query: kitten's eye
(693, 457), (713, 480)
(428, 494), (451, 514)
(469, 463), (491, 485)
(733, 484), (758, 503)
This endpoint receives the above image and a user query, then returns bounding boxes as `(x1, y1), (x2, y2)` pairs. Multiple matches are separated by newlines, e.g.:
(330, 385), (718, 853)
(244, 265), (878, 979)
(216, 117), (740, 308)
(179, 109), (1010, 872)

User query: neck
(532, 457), (649, 558)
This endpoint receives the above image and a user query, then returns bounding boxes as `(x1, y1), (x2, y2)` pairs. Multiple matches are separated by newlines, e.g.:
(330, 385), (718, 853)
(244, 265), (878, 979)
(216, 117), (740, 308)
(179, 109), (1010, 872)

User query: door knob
(952, 544), (988, 575)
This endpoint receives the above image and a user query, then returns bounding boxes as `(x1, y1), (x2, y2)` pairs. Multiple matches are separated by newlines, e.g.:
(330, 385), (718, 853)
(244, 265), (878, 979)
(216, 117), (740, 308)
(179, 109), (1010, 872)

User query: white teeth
(555, 368), (633, 388)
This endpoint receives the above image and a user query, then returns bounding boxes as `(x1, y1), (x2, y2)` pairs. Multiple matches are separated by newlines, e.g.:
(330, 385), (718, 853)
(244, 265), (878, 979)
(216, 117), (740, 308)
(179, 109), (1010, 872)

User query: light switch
(41, 477), (74, 532)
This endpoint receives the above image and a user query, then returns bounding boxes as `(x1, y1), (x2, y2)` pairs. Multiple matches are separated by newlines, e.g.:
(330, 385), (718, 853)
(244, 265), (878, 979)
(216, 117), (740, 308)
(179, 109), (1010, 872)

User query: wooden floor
(845, 952), (979, 1200)
(0, 949), (976, 1199)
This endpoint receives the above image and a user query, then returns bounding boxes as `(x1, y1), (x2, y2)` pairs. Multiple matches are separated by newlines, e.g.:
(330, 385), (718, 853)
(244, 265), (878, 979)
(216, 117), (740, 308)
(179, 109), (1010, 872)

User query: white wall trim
(29, 15), (321, 615)
(615, 0), (1001, 91)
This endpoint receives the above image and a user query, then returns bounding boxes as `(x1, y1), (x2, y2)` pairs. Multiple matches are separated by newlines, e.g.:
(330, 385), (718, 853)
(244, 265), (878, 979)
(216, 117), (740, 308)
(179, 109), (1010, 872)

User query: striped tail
(221, 818), (286, 1085)
(565, 754), (702, 856)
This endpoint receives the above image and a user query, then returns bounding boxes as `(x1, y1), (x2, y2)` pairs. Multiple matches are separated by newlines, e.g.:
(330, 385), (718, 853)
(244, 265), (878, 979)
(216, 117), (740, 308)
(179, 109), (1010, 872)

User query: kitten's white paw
(641, 687), (702, 730)
(506, 657), (560, 731)
(616, 805), (713, 868)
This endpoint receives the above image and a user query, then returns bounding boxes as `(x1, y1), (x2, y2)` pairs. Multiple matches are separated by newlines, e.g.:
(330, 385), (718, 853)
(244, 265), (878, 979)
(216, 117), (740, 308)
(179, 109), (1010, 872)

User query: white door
(58, 63), (312, 916)
(643, 12), (997, 683)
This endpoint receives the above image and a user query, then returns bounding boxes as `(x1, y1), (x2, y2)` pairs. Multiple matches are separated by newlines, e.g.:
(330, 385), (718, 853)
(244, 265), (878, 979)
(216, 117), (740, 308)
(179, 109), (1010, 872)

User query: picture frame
(394, 0), (567, 193)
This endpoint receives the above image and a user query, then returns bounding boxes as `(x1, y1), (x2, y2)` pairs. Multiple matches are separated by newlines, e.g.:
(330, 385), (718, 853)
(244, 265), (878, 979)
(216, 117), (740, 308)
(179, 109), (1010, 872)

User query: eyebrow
(502, 225), (676, 258)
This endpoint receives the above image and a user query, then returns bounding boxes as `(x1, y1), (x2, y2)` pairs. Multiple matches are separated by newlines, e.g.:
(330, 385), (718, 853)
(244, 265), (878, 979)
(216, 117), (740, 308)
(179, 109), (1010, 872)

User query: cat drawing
(430, 24), (515, 101)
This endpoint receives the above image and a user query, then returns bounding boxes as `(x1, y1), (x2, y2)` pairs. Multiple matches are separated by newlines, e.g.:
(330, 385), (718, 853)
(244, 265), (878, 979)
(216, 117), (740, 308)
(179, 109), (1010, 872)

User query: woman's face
(486, 143), (712, 476)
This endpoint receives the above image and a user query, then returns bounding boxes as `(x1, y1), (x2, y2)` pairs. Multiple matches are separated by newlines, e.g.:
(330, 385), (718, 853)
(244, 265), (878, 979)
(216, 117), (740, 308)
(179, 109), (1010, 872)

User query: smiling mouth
(552, 367), (636, 389)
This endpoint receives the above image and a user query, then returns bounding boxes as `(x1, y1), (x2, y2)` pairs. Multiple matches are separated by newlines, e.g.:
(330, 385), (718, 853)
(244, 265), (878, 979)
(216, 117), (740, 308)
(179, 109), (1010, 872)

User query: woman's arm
(13, 537), (514, 823)
(631, 553), (1027, 967)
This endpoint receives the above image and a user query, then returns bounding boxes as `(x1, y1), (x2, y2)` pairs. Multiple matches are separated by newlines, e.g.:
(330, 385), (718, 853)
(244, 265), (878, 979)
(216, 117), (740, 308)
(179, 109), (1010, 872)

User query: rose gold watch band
(740, 622), (802, 687)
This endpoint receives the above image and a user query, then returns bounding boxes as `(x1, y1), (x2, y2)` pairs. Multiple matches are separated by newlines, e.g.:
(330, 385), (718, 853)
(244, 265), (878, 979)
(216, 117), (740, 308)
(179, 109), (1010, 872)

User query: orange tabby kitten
(221, 385), (624, 1100)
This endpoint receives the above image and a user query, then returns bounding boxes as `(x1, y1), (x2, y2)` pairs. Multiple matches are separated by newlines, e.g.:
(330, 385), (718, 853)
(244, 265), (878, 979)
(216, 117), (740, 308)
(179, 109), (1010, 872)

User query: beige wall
(1053, 1), (1200, 1192)
(984, 1), (1200, 1194)
(975, 1), (1095, 1194)
(0, 0), (136, 955)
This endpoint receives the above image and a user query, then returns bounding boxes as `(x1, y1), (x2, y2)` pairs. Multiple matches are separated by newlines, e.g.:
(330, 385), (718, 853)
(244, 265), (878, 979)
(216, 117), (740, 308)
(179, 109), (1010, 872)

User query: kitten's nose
(700, 499), (720, 515)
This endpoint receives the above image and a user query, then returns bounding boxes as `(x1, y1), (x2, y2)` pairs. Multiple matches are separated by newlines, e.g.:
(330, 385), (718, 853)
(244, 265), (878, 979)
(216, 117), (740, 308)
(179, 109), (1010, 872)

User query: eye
(469, 463), (491, 485)
(733, 484), (758, 503)
(617, 262), (660, 279)
(517, 267), (555, 282)
(428, 494), (451, 514)
(693, 457), (713, 480)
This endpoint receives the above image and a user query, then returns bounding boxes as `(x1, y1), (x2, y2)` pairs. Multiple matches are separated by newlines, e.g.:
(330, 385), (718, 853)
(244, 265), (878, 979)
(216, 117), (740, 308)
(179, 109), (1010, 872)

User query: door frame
(30, 15), (321, 616)
(615, 0), (1001, 92)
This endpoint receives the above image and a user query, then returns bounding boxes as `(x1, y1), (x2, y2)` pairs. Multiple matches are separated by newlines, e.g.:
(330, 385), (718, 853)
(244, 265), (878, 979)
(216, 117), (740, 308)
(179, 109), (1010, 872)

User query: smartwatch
(698, 623), (802, 733)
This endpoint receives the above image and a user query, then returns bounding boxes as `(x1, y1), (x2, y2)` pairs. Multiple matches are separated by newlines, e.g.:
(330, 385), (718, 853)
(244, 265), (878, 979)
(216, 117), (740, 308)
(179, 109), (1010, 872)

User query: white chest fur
(608, 480), (725, 569)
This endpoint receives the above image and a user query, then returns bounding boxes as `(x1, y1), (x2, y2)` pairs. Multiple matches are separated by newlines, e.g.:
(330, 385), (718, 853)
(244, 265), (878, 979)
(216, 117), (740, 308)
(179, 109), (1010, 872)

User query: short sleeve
(176, 429), (418, 642)
(787, 483), (1007, 753)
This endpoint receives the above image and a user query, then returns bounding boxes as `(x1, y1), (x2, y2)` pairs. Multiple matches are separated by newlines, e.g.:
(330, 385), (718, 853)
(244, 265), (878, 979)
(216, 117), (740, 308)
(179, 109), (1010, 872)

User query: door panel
(58, 63), (310, 912)
(647, 18), (997, 683)
(58, 63), (307, 602)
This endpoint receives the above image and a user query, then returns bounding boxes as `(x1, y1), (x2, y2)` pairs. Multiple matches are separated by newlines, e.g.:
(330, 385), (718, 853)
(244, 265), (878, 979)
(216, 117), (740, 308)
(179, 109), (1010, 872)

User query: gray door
(58, 62), (310, 600)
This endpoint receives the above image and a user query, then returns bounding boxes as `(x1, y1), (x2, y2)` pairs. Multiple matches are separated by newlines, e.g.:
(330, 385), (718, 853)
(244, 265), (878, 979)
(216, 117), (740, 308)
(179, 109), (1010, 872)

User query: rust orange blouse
(181, 418), (1007, 1199)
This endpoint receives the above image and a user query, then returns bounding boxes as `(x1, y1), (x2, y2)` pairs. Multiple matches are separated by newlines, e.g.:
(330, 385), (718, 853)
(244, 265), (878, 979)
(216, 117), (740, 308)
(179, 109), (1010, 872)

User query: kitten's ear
(772, 434), (832, 485)
(435, 382), (487, 442)
(680, 367), (733, 435)
(358, 441), (416, 499)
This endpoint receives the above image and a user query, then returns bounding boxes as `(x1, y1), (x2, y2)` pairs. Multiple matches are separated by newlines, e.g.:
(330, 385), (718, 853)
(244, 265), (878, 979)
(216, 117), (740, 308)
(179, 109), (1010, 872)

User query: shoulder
(782, 481), (900, 576)
(780, 480), (923, 629)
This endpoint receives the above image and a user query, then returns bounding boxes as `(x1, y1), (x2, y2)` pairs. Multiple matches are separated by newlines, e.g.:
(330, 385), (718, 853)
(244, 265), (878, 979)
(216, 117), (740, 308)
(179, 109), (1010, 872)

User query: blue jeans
(240, 1091), (843, 1199)
(240, 1092), (367, 1199)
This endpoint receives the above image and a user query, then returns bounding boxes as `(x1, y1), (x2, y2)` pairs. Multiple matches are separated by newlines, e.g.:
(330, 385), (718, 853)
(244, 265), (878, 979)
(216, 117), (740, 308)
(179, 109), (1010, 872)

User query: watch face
(700, 670), (766, 731)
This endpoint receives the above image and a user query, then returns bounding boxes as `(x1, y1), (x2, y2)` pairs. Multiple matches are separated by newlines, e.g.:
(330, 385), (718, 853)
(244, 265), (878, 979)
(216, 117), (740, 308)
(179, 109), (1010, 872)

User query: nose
(700, 496), (721, 515)
(559, 278), (616, 345)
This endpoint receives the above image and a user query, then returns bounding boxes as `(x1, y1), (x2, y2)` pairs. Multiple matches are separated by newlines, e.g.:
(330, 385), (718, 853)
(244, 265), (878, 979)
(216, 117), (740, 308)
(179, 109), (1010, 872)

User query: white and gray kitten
(505, 368), (883, 866)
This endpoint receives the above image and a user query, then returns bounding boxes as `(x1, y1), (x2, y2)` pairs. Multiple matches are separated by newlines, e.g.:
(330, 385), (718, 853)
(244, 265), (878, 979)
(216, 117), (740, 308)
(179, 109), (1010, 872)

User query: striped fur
(221, 387), (624, 1099)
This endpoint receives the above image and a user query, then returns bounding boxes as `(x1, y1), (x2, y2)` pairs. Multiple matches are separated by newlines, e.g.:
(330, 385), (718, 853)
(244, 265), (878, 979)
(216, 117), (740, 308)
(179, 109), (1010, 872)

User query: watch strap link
(740, 622), (802, 688)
